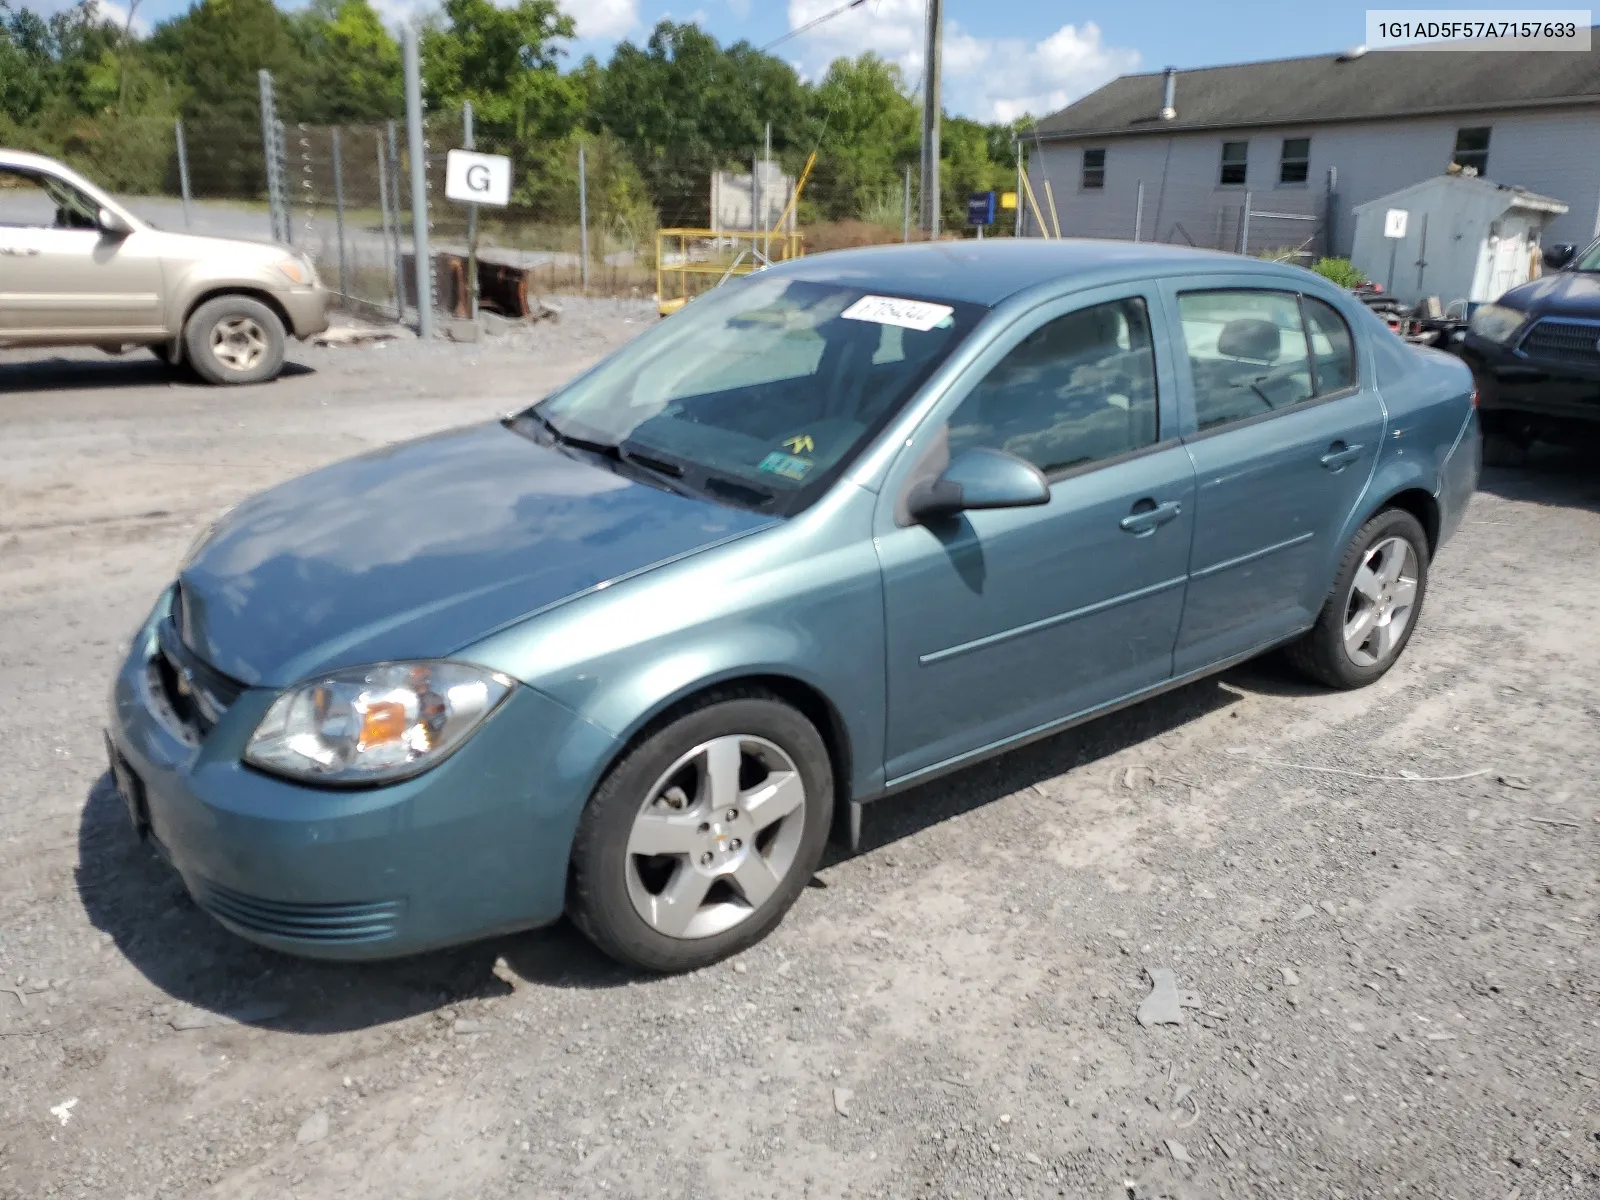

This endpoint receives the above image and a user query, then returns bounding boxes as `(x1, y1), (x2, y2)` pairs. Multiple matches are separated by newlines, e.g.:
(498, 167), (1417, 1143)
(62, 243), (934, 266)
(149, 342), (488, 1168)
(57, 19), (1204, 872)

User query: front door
(1166, 282), (1386, 674)
(876, 286), (1196, 785)
(0, 165), (164, 342)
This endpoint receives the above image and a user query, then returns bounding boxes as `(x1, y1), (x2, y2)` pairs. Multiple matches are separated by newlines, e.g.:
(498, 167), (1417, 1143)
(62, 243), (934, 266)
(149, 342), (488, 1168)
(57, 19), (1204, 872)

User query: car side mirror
(1543, 243), (1576, 270)
(905, 447), (1051, 523)
(97, 207), (133, 238)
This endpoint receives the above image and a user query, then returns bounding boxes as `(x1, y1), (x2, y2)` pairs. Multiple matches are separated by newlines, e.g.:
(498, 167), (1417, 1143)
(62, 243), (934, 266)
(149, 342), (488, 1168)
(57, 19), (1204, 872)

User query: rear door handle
(1120, 499), (1183, 536)
(1321, 442), (1364, 470)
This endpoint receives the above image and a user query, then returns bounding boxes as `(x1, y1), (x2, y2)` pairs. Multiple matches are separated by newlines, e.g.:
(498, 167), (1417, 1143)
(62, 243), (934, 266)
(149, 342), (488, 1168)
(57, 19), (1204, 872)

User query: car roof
(769, 238), (1309, 307)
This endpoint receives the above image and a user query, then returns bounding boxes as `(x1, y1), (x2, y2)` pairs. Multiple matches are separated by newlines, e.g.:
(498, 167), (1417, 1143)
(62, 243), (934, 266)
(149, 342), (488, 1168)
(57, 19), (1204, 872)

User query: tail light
(1470, 387), (1479, 408)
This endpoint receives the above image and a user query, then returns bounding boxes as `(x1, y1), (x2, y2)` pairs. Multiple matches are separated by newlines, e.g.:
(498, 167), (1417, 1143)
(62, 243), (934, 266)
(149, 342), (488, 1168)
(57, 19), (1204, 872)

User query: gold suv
(0, 149), (329, 385)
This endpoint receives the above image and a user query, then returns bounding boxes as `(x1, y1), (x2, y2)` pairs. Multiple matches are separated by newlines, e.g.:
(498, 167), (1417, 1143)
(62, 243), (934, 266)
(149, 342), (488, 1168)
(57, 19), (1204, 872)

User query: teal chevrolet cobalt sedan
(107, 241), (1480, 972)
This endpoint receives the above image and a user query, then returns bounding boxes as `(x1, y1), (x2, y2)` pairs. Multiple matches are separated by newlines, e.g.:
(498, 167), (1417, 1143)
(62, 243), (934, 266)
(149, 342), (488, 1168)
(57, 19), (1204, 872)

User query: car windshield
(1574, 241), (1600, 271)
(521, 275), (983, 514)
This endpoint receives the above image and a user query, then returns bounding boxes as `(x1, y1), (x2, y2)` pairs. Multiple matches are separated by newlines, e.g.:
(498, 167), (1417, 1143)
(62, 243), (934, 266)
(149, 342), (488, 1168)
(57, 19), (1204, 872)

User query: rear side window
(1302, 296), (1357, 394)
(1178, 290), (1313, 431)
(1356, 303), (1418, 387)
(947, 297), (1159, 475)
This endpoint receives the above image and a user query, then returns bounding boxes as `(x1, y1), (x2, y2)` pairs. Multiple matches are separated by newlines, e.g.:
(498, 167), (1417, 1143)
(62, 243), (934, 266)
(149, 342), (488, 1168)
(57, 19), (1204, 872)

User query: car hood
(174, 421), (777, 686)
(1499, 270), (1600, 318)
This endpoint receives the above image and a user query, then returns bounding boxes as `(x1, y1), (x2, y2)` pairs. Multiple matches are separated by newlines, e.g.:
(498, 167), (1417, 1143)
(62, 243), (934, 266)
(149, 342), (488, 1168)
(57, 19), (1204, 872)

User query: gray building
(1024, 37), (1600, 259)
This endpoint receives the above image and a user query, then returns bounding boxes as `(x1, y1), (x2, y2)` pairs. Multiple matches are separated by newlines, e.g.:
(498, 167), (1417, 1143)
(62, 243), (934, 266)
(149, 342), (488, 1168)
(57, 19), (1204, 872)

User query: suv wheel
(183, 295), (286, 385)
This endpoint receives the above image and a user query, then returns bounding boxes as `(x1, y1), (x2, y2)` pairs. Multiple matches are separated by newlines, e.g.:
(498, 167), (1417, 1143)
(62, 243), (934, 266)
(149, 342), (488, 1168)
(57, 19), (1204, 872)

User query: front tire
(568, 693), (833, 973)
(1286, 508), (1430, 690)
(183, 295), (286, 385)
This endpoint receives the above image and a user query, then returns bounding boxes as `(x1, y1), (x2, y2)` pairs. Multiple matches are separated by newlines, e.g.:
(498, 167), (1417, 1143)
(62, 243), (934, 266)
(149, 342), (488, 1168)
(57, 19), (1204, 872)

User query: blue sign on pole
(967, 191), (996, 227)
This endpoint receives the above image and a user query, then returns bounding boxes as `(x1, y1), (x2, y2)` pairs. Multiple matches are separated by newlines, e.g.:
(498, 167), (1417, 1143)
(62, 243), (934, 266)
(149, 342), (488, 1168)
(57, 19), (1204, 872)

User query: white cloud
(727, 0), (750, 17)
(88, 0), (149, 35)
(783, 1), (1138, 121)
(573, 0), (638, 39)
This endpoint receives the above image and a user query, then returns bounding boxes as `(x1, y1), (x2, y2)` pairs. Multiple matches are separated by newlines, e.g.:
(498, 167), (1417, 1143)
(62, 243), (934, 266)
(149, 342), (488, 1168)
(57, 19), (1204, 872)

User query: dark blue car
(107, 241), (1480, 972)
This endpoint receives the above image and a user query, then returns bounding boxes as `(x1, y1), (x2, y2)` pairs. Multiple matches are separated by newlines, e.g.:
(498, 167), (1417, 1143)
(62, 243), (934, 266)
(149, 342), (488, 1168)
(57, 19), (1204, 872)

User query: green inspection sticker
(758, 451), (814, 481)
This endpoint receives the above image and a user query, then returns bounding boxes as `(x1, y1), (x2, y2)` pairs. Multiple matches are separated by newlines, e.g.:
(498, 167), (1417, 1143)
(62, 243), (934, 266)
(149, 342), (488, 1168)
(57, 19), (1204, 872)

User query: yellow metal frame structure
(655, 228), (806, 316)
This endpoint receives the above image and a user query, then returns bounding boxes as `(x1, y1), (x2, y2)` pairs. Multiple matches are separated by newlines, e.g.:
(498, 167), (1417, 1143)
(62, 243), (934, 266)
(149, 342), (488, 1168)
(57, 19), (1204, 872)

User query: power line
(761, 0), (868, 54)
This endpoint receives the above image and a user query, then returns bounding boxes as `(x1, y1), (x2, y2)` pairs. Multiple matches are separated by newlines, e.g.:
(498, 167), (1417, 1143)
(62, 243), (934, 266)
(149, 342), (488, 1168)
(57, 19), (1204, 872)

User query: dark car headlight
(244, 661), (512, 785)
(1467, 304), (1527, 346)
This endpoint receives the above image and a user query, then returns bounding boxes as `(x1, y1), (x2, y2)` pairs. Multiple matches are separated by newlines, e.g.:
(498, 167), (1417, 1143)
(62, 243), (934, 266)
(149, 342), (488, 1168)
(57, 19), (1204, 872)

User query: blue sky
(45, 0), (1573, 120)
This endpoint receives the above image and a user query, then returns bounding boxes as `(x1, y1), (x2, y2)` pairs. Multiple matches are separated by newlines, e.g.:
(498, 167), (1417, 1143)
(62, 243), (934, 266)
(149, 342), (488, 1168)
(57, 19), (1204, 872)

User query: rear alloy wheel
(568, 695), (833, 972)
(1285, 508), (1430, 689)
(183, 295), (286, 385)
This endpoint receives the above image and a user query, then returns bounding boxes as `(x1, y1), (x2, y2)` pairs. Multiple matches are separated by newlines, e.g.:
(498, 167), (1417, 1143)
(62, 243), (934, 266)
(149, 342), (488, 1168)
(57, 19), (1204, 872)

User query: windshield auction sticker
(841, 295), (955, 332)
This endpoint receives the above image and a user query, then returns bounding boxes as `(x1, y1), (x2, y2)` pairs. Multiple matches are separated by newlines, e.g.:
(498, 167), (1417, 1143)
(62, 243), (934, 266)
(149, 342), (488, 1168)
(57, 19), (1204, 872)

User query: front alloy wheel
(568, 693), (833, 972)
(625, 735), (808, 939)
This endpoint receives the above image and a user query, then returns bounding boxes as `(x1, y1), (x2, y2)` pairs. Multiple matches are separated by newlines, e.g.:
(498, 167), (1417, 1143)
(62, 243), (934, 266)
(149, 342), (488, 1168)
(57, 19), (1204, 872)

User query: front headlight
(1468, 303), (1528, 345)
(244, 661), (513, 786)
(273, 255), (319, 287)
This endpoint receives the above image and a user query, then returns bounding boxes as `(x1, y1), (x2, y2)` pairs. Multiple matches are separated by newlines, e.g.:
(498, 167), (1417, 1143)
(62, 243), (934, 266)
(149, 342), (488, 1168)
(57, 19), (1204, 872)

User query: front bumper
(1461, 334), (1600, 422)
(280, 284), (331, 339)
(105, 597), (617, 960)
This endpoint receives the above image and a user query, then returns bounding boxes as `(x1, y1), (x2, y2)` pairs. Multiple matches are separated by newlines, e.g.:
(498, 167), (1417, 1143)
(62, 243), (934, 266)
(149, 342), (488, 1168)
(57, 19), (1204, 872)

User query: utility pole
(919, 0), (943, 236)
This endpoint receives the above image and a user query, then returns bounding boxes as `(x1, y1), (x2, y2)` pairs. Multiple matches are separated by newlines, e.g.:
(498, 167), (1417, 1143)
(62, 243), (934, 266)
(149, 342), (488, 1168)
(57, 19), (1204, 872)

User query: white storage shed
(1350, 175), (1568, 308)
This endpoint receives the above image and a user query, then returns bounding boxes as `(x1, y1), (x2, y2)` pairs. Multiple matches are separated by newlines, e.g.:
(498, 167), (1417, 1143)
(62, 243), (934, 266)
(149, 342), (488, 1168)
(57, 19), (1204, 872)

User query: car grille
(190, 878), (404, 944)
(1517, 318), (1600, 365)
(151, 614), (245, 740)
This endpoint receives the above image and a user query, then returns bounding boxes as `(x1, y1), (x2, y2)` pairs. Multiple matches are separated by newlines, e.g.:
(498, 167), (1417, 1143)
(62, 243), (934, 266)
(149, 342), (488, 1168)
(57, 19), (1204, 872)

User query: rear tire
(183, 295), (286, 386)
(568, 693), (833, 973)
(1286, 508), (1430, 690)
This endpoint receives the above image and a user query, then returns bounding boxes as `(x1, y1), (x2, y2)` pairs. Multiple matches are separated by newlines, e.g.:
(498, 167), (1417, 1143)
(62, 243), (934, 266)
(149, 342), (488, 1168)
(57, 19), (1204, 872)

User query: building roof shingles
(1036, 36), (1600, 140)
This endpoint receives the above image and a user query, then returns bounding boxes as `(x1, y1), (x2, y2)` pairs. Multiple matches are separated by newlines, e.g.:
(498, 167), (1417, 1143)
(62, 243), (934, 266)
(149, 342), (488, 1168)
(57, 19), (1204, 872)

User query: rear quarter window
(1354, 303), (1418, 388)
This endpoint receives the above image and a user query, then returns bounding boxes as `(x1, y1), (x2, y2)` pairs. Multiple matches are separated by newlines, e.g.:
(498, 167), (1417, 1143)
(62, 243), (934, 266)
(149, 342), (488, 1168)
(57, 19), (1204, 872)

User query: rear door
(0, 165), (164, 342)
(1163, 279), (1385, 674)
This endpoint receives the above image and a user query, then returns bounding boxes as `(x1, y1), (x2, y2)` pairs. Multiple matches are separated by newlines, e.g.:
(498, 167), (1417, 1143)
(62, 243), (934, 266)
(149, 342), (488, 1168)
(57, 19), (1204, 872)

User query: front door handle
(1120, 498), (1183, 536)
(1320, 441), (1364, 471)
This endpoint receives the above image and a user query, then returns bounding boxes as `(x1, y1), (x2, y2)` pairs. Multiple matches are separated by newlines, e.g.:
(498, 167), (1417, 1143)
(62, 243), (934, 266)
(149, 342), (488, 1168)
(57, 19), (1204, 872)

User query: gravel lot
(1, 307), (1597, 1200)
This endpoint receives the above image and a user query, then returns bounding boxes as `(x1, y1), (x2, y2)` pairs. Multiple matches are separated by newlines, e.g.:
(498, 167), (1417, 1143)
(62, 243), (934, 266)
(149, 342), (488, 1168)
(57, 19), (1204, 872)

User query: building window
(1452, 127), (1490, 175)
(1082, 148), (1106, 190)
(1278, 137), (1310, 185)
(1219, 141), (1248, 186)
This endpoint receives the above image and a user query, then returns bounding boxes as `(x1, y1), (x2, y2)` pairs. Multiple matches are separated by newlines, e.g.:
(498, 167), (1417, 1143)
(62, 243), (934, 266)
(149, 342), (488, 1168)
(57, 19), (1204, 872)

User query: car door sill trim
(918, 573), (1190, 666)
(879, 625), (1311, 799)
(1191, 530), (1314, 580)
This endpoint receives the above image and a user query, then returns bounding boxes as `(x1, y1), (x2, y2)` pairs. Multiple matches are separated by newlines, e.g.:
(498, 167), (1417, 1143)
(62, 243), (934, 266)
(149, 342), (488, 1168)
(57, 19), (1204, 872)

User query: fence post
(174, 119), (192, 230)
(376, 132), (400, 320)
(903, 164), (912, 243)
(1133, 180), (1144, 243)
(1325, 166), (1339, 257)
(258, 69), (288, 244)
(1239, 191), (1253, 255)
(331, 126), (347, 306)
(386, 122), (405, 318)
(402, 25), (434, 339)
(578, 141), (590, 292)
(463, 102), (478, 319)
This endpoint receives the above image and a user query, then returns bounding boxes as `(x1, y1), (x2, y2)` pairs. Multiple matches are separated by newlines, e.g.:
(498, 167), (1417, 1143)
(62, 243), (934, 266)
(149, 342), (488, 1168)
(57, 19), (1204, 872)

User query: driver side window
(0, 167), (99, 230)
(1179, 290), (1314, 431)
(945, 296), (1160, 475)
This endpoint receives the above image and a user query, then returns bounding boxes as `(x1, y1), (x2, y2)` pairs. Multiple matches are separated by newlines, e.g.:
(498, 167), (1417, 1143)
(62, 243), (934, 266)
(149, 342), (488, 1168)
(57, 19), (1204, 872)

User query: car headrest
(1217, 318), (1281, 362)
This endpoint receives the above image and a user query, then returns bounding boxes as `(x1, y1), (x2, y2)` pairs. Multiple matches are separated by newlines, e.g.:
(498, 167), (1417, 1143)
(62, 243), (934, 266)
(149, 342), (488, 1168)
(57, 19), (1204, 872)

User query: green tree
(592, 21), (808, 224)
(803, 53), (919, 222)
(289, 0), (402, 123)
(147, 0), (297, 121)
(421, 0), (582, 142)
